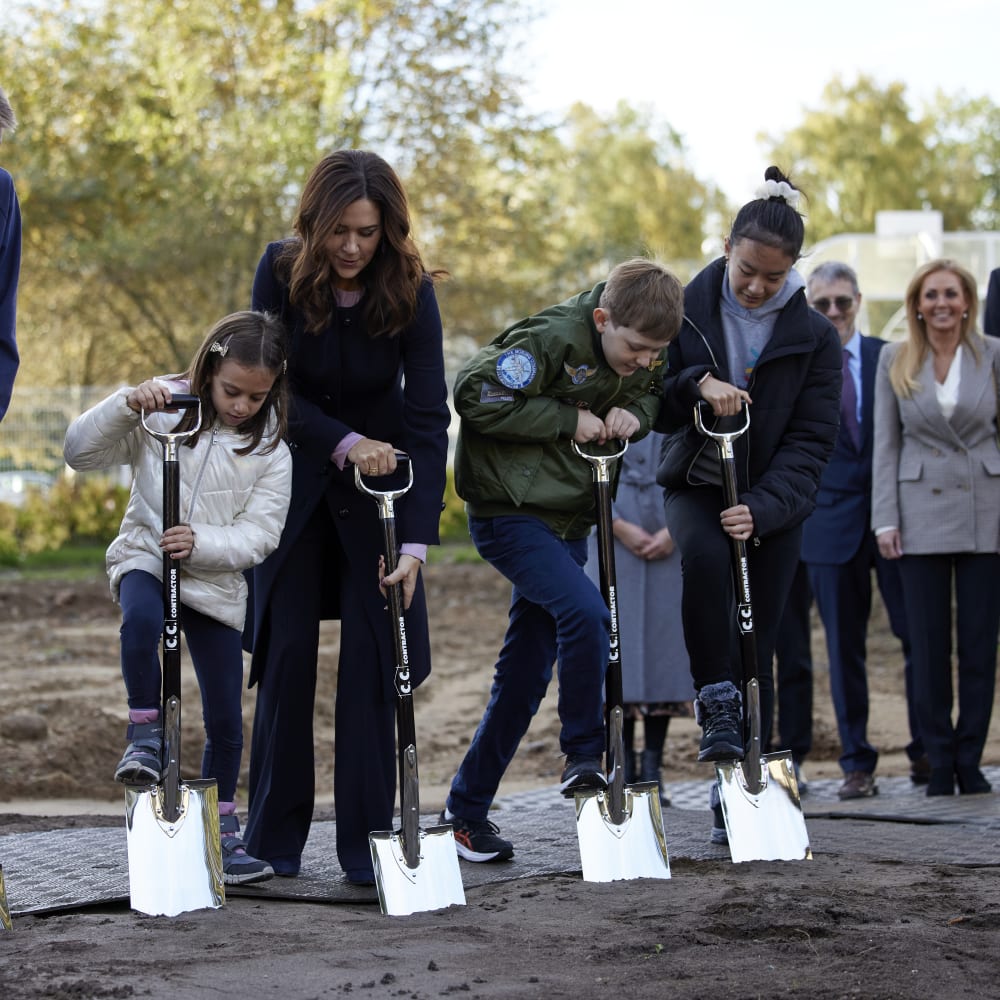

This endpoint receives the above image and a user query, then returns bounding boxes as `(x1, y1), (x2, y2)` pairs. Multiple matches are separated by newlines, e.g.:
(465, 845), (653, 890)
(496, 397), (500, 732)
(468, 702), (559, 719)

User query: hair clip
(209, 341), (229, 358)
(282, 359), (287, 374)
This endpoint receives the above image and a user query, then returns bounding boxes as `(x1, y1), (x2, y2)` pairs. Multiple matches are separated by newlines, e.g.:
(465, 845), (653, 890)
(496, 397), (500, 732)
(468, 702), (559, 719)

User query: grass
(1, 541), (482, 580)
(1, 544), (107, 580)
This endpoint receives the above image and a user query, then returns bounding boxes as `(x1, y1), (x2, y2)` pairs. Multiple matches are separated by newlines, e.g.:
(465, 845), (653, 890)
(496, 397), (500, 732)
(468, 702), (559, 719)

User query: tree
(761, 75), (1000, 241)
(0, 0), (539, 384)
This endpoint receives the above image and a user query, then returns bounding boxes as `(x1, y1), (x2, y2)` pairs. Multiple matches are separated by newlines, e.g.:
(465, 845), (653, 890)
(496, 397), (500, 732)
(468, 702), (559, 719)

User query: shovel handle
(355, 454), (422, 864)
(574, 439), (629, 822)
(141, 394), (201, 821)
(693, 401), (760, 766)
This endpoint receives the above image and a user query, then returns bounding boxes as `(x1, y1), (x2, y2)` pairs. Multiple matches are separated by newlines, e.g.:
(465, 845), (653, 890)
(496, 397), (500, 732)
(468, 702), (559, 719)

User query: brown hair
(598, 258), (685, 343)
(178, 311), (289, 455)
(277, 149), (444, 336)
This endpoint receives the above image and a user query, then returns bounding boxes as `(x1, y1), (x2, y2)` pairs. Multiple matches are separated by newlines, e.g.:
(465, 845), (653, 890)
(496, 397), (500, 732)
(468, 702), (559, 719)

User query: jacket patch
(481, 383), (515, 403)
(496, 348), (538, 389)
(563, 361), (599, 384)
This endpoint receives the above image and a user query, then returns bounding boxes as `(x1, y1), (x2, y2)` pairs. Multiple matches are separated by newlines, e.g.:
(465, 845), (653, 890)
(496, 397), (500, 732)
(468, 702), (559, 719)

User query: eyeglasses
(811, 296), (856, 313)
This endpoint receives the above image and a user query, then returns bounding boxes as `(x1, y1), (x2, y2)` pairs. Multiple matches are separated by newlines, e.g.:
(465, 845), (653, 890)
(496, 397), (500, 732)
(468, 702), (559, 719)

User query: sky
(521, 0), (1000, 204)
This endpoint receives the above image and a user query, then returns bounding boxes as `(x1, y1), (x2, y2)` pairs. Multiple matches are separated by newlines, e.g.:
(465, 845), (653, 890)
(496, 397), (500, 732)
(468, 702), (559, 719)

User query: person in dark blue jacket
(800, 262), (923, 801)
(243, 150), (451, 885)
(656, 166), (841, 843)
(0, 85), (21, 422)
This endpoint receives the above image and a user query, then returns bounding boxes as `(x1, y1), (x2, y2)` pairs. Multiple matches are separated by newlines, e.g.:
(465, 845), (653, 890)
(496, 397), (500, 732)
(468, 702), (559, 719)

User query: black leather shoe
(909, 755), (931, 785)
(926, 767), (955, 796)
(955, 766), (992, 795)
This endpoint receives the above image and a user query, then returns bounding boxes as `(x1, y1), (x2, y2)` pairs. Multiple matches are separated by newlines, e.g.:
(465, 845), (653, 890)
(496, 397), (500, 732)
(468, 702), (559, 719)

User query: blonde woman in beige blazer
(872, 259), (1000, 798)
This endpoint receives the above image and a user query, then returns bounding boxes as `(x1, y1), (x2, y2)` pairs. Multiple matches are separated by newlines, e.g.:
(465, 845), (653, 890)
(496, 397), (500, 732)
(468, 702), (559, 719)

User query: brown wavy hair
(277, 149), (444, 336)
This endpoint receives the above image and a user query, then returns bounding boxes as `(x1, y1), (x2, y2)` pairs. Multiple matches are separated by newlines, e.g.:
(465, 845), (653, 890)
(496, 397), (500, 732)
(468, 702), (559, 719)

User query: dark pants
(119, 569), (244, 801)
(245, 503), (396, 880)
(897, 552), (1000, 771)
(808, 534), (921, 775)
(446, 515), (609, 822)
(771, 561), (813, 761)
(665, 487), (802, 752)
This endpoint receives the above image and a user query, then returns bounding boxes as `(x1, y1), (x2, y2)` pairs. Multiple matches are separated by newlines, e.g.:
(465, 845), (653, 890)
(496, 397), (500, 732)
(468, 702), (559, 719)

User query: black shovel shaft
(380, 507), (418, 755)
(693, 402), (758, 690)
(156, 395), (199, 703)
(592, 475), (624, 718)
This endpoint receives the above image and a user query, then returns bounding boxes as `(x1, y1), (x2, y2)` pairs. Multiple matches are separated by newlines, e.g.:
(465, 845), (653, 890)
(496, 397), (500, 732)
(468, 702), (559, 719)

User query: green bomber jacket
(453, 281), (665, 539)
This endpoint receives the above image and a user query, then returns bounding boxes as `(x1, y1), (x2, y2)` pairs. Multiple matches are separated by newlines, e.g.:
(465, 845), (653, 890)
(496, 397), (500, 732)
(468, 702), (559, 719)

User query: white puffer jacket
(64, 384), (292, 631)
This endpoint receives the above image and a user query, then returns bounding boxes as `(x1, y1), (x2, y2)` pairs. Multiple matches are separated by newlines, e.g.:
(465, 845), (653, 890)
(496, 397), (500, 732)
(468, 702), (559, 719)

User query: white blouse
(935, 344), (962, 421)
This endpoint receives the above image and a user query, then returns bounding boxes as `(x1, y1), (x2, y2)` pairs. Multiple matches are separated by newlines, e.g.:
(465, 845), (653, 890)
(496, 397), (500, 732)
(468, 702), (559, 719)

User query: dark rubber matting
(2, 768), (999, 917)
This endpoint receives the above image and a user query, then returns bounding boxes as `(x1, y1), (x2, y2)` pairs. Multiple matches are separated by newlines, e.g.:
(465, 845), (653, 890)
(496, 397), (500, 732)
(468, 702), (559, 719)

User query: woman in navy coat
(244, 150), (451, 883)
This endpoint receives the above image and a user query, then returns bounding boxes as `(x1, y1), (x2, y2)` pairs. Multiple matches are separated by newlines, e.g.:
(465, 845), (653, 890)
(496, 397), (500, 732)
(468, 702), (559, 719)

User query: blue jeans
(119, 570), (245, 801)
(447, 515), (609, 822)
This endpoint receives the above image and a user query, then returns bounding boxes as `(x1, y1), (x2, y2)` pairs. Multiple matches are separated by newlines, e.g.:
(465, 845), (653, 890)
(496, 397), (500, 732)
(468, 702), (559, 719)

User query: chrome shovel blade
(0, 864), (11, 930)
(125, 779), (225, 916)
(369, 823), (467, 916)
(716, 753), (812, 863)
(575, 782), (671, 882)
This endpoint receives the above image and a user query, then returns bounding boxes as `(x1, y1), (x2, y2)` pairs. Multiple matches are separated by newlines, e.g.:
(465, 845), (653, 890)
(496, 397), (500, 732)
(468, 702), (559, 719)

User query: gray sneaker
(219, 814), (274, 885)
(114, 722), (163, 785)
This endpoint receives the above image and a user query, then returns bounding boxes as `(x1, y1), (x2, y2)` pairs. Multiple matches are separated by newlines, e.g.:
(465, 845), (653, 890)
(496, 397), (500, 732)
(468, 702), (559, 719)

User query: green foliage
(762, 74), (1000, 241)
(0, 475), (128, 564)
(438, 465), (469, 544)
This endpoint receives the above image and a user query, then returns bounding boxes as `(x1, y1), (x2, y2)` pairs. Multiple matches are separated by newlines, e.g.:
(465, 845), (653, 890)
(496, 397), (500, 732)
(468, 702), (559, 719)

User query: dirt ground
(2, 559), (999, 998)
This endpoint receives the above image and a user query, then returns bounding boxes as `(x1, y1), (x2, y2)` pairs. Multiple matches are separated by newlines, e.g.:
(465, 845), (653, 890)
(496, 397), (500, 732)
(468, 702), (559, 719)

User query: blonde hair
(889, 259), (981, 398)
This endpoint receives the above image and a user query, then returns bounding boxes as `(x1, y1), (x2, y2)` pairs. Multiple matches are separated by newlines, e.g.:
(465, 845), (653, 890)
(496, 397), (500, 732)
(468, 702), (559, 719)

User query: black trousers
(771, 561), (813, 761)
(665, 487), (802, 751)
(245, 503), (396, 880)
(897, 552), (1000, 771)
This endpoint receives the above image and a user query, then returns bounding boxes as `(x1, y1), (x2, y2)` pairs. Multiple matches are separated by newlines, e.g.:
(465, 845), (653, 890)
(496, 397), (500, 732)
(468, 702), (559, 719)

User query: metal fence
(0, 387), (126, 506)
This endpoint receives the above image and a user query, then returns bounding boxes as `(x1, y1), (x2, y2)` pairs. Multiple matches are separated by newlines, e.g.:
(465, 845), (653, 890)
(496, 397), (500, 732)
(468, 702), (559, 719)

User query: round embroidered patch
(496, 348), (538, 390)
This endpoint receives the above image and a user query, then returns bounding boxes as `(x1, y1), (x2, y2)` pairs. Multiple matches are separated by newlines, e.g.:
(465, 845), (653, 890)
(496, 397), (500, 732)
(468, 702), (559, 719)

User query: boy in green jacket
(441, 258), (684, 861)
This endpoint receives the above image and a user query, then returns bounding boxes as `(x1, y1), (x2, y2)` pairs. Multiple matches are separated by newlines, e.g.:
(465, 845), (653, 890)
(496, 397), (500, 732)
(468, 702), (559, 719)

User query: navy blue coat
(801, 334), (884, 564)
(245, 241), (451, 698)
(655, 256), (842, 538)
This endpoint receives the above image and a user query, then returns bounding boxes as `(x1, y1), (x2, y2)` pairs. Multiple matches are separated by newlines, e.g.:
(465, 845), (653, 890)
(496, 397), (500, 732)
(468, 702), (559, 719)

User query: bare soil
(1, 559), (999, 998)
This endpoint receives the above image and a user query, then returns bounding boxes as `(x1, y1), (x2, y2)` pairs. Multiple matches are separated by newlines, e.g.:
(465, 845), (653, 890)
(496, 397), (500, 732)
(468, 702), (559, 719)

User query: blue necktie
(841, 349), (860, 449)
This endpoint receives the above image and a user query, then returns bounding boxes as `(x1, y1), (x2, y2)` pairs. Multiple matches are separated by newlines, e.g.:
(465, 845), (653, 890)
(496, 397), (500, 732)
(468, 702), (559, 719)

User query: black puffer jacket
(655, 257), (841, 538)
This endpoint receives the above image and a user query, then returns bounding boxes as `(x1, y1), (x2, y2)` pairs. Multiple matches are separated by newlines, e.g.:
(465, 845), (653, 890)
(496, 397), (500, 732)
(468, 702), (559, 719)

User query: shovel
(0, 864), (11, 930)
(571, 439), (671, 883)
(355, 454), (466, 916)
(693, 401), (811, 863)
(125, 393), (224, 916)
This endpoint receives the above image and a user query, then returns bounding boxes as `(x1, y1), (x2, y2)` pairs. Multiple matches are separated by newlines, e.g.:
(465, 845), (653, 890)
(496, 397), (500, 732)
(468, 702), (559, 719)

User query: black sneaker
(559, 755), (607, 798)
(694, 682), (744, 762)
(441, 811), (514, 863)
(114, 721), (163, 785)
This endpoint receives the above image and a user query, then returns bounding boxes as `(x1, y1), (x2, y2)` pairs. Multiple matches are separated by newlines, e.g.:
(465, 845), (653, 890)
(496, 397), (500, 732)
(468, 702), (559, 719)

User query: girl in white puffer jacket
(64, 310), (292, 885)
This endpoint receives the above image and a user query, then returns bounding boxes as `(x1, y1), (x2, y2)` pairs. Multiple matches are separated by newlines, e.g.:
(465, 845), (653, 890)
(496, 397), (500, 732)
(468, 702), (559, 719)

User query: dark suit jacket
(801, 334), (884, 565)
(984, 267), (1000, 338)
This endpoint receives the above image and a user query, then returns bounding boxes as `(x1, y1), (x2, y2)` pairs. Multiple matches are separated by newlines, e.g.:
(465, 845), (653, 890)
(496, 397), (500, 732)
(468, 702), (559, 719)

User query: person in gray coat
(584, 431), (694, 806)
(872, 258), (1000, 797)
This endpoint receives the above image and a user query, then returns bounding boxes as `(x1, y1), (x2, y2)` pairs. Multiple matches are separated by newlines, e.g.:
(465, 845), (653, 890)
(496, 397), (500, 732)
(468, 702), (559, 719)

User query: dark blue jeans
(446, 515), (609, 822)
(119, 569), (245, 801)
